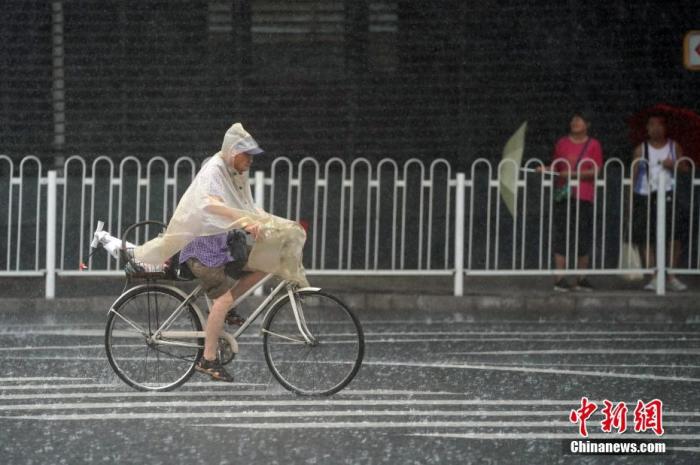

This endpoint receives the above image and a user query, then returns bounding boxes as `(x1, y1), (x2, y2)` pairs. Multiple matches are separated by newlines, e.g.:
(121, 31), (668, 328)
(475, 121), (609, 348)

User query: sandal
(195, 357), (234, 382)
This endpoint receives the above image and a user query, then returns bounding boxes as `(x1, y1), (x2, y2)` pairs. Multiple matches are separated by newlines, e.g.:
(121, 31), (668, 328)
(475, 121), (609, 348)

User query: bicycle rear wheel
(262, 289), (364, 396)
(105, 285), (203, 391)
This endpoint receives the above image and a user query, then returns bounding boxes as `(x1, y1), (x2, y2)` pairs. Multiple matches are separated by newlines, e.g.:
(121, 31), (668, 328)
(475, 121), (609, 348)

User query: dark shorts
(631, 193), (688, 248)
(552, 199), (594, 257)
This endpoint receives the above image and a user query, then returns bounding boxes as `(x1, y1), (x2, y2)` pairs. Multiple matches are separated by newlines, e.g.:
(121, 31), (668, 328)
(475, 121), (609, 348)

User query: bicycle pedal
(217, 338), (236, 365)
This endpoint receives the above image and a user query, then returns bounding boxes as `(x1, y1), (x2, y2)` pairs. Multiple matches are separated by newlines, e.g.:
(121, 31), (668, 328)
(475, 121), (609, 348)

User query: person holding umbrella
(539, 111), (603, 292)
(631, 111), (690, 291)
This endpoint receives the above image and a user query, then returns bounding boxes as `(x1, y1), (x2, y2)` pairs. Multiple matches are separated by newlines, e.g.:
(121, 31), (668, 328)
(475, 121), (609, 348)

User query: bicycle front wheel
(105, 285), (203, 391)
(262, 289), (364, 396)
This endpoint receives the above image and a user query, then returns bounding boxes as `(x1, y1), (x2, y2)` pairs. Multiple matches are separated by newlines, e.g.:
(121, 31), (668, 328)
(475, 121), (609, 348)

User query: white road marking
(409, 432), (700, 440)
(2, 355), (699, 385)
(0, 345), (106, 352)
(334, 389), (462, 395)
(0, 356), (269, 362)
(2, 409), (700, 432)
(3, 338), (700, 349)
(179, 381), (266, 387)
(0, 385), (451, 395)
(0, 377), (94, 382)
(1, 337), (698, 351)
(365, 337), (700, 342)
(0, 390), (279, 401)
(668, 446), (700, 452)
(0, 397), (699, 414)
(4, 338), (700, 349)
(0, 343), (264, 352)
(483, 363), (700, 368)
(0, 329), (116, 337)
(0, 408), (563, 417)
(196, 423), (700, 436)
(0, 391), (587, 401)
(357, 338), (700, 344)
(0, 391), (588, 404)
(362, 330), (700, 337)
(449, 349), (700, 355)
(0, 383), (157, 391)
(2, 405), (700, 431)
(363, 360), (700, 382)
(0, 382), (265, 391)
(3, 328), (700, 337)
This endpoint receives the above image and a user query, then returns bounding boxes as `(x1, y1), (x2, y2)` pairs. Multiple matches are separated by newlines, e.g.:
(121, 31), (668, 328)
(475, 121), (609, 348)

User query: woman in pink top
(540, 112), (603, 292)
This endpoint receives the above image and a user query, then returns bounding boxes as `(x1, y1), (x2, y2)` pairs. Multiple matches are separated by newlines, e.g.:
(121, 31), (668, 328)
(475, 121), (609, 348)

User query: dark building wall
(0, 0), (53, 154)
(1, 0), (698, 167)
(459, 0), (699, 168)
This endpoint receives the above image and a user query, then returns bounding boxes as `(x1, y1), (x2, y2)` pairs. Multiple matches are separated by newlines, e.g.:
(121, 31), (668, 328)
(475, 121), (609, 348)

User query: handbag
(620, 241), (643, 281)
(553, 138), (592, 203)
(225, 229), (251, 276)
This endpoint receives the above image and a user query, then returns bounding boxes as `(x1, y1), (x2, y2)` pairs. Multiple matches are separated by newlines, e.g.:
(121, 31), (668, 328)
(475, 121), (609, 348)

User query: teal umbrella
(499, 122), (527, 218)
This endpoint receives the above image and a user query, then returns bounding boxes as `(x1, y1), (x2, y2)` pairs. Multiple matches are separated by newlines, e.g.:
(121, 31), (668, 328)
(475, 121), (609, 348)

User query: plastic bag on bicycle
(131, 149), (309, 287)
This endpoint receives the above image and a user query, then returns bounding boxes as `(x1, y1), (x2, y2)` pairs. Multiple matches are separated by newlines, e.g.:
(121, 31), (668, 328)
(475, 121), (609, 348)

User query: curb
(1, 291), (699, 323)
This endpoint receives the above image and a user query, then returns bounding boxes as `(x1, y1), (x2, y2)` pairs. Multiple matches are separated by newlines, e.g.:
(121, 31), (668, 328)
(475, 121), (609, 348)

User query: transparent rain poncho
(133, 125), (309, 287)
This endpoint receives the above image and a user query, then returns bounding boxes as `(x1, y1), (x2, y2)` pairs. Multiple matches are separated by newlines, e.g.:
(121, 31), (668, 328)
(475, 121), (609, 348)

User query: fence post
(45, 170), (57, 299)
(454, 172), (465, 296)
(254, 170), (265, 296)
(655, 173), (666, 296)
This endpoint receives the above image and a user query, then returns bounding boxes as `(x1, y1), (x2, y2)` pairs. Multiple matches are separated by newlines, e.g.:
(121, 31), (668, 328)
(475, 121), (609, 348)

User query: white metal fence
(1, 154), (699, 298)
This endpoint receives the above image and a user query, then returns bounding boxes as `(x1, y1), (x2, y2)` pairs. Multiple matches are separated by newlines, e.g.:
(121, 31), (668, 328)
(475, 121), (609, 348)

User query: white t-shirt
(634, 139), (677, 195)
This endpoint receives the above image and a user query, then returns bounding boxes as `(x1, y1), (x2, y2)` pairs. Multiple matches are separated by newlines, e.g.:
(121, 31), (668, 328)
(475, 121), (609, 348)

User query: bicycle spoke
(261, 329), (306, 344)
(156, 342), (161, 385)
(109, 309), (148, 337)
(147, 291), (153, 335)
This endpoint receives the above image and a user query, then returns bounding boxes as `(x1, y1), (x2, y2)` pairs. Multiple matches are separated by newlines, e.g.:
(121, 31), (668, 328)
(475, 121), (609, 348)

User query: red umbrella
(627, 103), (700, 164)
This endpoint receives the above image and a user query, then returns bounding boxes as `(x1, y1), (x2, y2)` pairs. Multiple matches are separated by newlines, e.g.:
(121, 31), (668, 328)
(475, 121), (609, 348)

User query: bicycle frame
(109, 273), (321, 354)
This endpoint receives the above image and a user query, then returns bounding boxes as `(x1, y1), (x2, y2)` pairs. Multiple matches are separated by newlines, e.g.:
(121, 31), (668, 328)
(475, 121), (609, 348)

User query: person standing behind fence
(539, 111), (603, 292)
(631, 113), (689, 292)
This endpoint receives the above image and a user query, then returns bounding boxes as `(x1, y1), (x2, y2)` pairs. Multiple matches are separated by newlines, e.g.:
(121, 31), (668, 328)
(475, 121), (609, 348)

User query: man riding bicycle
(94, 121), (308, 382)
(175, 123), (269, 382)
(92, 123), (360, 394)
(132, 122), (288, 382)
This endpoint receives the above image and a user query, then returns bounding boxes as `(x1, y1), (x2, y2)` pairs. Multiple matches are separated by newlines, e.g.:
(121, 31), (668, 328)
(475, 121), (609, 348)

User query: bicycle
(100, 221), (365, 396)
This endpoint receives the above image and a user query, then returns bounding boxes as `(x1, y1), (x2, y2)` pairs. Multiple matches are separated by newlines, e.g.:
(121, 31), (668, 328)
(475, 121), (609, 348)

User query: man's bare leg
(230, 270), (268, 302)
(204, 291), (234, 361)
(203, 270), (267, 361)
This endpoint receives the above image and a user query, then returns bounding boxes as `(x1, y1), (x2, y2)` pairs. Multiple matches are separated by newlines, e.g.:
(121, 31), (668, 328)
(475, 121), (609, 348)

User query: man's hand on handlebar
(244, 223), (261, 239)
